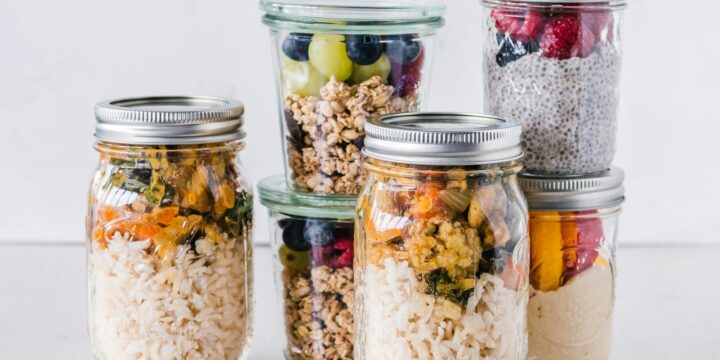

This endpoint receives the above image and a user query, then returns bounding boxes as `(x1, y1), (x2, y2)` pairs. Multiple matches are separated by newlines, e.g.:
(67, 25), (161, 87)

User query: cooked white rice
(361, 258), (527, 360)
(88, 233), (252, 360)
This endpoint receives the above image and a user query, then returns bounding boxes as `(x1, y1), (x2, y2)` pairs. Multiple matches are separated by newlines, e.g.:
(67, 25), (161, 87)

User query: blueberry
(280, 218), (310, 251)
(345, 35), (384, 65)
(282, 33), (312, 62)
(303, 219), (334, 246)
(386, 34), (421, 64)
(495, 36), (538, 67)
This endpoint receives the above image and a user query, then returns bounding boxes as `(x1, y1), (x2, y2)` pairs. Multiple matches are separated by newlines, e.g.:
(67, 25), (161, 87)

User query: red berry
(491, 10), (545, 41)
(333, 238), (352, 251)
(539, 14), (581, 60)
(389, 48), (424, 97)
(332, 248), (354, 269)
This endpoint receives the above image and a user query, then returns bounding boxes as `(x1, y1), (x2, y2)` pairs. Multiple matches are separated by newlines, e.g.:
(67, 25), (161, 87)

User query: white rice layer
(362, 258), (527, 360)
(88, 233), (252, 360)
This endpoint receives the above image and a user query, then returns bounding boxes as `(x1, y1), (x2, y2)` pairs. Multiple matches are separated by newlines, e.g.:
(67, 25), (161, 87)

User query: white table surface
(1, 243), (719, 360)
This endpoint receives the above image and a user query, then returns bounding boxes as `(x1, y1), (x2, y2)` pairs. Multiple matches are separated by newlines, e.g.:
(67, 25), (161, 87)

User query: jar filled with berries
(261, 0), (445, 195)
(481, 0), (627, 175)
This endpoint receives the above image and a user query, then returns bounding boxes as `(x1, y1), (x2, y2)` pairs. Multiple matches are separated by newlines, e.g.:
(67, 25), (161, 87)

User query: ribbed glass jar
(521, 168), (625, 359)
(355, 113), (530, 359)
(87, 96), (253, 360)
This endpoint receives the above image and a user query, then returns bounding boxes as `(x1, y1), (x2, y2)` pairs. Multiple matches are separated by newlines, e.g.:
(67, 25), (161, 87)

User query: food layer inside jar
(528, 210), (614, 359)
(359, 165), (529, 359)
(90, 144), (252, 261)
(279, 32), (426, 194)
(87, 144), (253, 359)
(276, 216), (354, 360)
(485, 6), (621, 175)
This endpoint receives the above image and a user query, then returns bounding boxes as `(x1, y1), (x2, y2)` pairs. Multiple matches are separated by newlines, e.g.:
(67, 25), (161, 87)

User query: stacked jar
(480, 0), (628, 358)
(259, 1), (446, 359)
(87, 97), (254, 359)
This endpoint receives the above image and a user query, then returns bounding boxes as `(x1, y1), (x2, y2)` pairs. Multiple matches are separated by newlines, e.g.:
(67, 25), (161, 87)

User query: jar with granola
(520, 168), (625, 360)
(261, 0), (445, 195)
(355, 113), (530, 359)
(87, 96), (253, 360)
(258, 175), (356, 360)
(481, 0), (627, 175)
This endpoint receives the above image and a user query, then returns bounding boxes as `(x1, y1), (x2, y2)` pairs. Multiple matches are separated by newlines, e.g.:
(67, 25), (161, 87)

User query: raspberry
(389, 48), (424, 97)
(539, 14), (581, 60)
(491, 10), (545, 41)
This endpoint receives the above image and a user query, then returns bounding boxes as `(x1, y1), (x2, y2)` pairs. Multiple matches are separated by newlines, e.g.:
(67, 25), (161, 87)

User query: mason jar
(261, 0), (445, 195)
(355, 113), (530, 359)
(87, 97), (254, 359)
(258, 175), (357, 360)
(481, 0), (627, 175)
(520, 168), (625, 359)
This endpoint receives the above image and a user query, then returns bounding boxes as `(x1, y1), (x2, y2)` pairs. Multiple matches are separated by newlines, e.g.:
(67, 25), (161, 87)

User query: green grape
(281, 55), (327, 97)
(308, 34), (353, 82)
(278, 245), (310, 272)
(351, 53), (391, 84)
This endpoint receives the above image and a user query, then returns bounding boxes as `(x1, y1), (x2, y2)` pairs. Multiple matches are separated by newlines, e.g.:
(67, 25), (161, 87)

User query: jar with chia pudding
(520, 168), (625, 359)
(261, 0), (445, 194)
(481, 0), (627, 174)
(88, 97), (253, 359)
(258, 175), (356, 360)
(355, 113), (530, 359)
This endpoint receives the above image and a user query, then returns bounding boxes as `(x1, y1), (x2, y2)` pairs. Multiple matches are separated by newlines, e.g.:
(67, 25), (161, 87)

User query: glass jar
(520, 168), (625, 359)
(481, 0), (627, 175)
(355, 113), (530, 359)
(87, 97), (253, 360)
(261, 0), (445, 195)
(258, 175), (357, 360)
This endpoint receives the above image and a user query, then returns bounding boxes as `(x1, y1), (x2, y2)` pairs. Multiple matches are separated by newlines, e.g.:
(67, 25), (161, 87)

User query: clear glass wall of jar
(481, 0), (627, 175)
(355, 113), (529, 359)
(520, 168), (625, 359)
(87, 97), (253, 359)
(259, 175), (357, 360)
(261, 0), (445, 195)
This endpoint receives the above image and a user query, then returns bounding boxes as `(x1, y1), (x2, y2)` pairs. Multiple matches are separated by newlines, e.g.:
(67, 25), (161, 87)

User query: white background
(0, 0), (718, 245)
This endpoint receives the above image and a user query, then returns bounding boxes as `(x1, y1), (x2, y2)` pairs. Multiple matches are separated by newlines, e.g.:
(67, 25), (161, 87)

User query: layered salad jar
(520, 168), (625, 359)
(87, 97), (254, 359)
(481, 0), (627, 175)
(261, 0), (445, 194)
(258, 175), (357, 360)
(355, 113), (530, 359)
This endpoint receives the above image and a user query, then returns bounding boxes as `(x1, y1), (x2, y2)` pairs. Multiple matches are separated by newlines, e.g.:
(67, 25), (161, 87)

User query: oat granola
(283, 266), (354, 360)
(285, 76), (417, 194)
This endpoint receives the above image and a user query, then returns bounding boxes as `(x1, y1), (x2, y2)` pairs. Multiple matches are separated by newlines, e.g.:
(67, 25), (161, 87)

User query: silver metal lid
(95, 96), (245, 145)
(363, 113), (523, 166)
(520, 167), (625, 211)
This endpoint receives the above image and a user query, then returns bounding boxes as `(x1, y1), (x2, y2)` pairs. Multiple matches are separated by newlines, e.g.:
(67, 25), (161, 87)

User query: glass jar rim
(258, 175), (357, 219)
(480, 0), (628, 11)
(261, 0), (445, 34)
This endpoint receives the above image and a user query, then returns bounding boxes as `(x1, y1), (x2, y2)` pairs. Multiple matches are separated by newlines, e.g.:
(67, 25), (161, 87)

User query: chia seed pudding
(482, 4), (624, 175)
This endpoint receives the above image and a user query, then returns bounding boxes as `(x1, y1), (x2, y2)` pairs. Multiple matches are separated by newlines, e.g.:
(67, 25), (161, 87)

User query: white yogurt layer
(528, 266), (614, 360)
